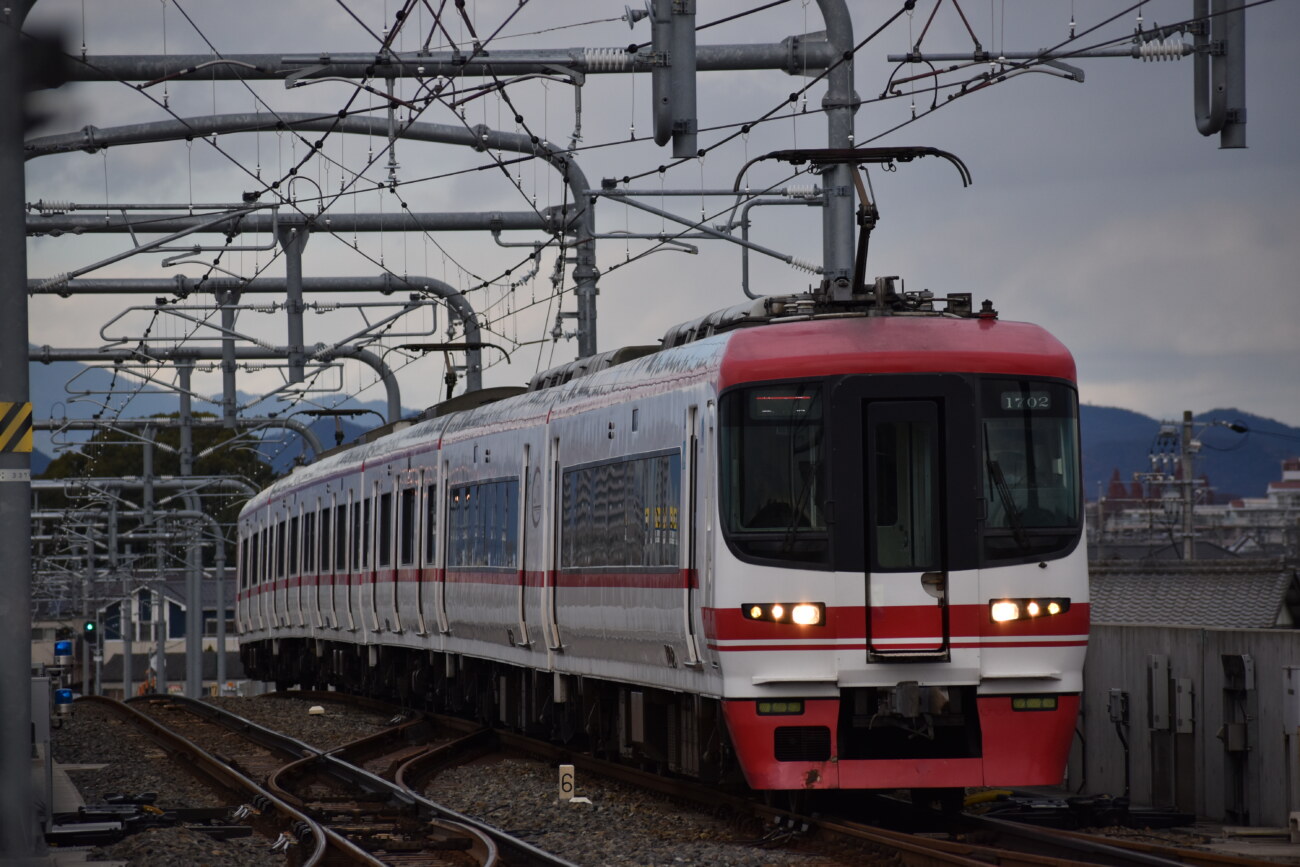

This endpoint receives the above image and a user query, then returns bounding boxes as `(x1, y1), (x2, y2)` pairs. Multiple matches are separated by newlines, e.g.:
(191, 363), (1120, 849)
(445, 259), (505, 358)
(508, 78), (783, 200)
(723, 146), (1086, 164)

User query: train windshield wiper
(780, 431), (822, 553)
(986, 455), (1031, 553)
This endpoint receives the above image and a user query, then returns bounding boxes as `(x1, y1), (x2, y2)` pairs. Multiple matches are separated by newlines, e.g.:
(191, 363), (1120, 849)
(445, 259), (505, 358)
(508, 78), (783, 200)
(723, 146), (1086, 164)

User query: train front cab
(712, 370), (1087, 791)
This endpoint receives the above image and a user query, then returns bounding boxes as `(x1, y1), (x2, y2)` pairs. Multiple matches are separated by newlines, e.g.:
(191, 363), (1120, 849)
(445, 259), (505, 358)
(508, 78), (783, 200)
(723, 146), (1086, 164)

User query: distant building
(31, 570), (245, 698)
(1089, 458), (1300, 561)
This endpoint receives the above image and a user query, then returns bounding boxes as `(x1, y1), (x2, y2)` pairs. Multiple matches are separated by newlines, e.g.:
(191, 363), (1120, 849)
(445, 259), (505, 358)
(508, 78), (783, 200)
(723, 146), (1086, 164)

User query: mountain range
(28, 356), (1300, 501)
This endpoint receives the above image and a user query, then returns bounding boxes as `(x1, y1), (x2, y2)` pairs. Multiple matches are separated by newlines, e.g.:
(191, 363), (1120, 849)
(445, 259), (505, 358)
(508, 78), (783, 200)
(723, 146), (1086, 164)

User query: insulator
(783, 186), (820, 199)
(1140, 39), (1185, 61)
(584, 47), (632, 72)
(35, 200), (73, 214)
(37, 273), (70, 291)
(787, 257), (820, 274)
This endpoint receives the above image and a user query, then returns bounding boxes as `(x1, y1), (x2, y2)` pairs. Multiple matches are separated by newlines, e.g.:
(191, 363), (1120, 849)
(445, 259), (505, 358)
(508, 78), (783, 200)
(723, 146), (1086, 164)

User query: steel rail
(266, 719), (497, 866)
(77, 695), (332, 864)
(129, 695), (484, 865)
(1045, 826), (1279, 867)
(248, 691), (581, 867)
(954, 815), (1274, 867)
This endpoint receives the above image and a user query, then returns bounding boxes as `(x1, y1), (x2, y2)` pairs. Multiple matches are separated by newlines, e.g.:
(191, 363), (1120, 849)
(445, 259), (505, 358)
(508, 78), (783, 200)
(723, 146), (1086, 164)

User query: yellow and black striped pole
(0, 401), (32, 455)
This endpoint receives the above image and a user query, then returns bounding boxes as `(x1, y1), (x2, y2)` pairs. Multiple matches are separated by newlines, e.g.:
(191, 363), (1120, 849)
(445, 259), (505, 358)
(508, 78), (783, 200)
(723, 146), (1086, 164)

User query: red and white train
(237, 288), (1088, 796)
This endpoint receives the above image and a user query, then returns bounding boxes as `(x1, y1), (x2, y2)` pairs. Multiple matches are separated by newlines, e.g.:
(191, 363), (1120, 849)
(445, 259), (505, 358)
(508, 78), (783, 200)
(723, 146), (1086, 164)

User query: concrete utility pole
(0, 1), (50, 862)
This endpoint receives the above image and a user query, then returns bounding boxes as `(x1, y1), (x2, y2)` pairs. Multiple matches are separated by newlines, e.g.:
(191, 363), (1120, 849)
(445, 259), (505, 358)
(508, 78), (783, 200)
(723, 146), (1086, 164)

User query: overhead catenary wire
(35, 1), (1275, 436)
(52, 0), (544, 419)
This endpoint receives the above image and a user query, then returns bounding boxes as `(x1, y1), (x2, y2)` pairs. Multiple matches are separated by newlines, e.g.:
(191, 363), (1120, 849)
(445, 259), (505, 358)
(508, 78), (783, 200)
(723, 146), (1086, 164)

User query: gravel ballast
(52, 696), (855, 865)
(430, 756), (848, 866)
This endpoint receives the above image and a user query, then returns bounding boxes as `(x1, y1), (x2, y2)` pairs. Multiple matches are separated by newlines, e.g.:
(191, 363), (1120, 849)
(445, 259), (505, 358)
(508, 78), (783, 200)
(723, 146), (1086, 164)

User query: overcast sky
(22, 0), (1300, 429)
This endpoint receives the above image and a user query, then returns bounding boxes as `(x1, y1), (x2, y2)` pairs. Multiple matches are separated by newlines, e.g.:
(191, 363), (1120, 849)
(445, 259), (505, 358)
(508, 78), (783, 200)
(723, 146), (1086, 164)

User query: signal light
(82, 620), (98, 644)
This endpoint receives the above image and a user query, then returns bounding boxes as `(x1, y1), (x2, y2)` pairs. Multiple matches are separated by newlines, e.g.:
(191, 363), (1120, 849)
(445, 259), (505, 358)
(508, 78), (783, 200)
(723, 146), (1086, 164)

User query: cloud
(21, 0), (1300, 427)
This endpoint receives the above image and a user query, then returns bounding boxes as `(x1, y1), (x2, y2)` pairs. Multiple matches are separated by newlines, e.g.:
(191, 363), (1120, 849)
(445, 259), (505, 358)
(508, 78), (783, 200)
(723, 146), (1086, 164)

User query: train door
(328, 495), (344, 630)
(257, 522), (269, 632)
(542, 436), (562, 653)
(681, 405), (704, 668)
(346, 489), (359, 631)
(434, 459), (450, 634)
(833, 375), (975, 662)
(290, 509), (304, 628)
(273, 513), (287, 627)
(374, 478), (396, 633)
(315, 493), (330, 631)
(308, 500), (322, 629)
(864, 400), (948, 657)
(265, 517), (277, 628)
(415, 468), (432, 635)
(366, 481), (380, 632)
(516, 443), (532, 648)
(394, 474), (419, 634)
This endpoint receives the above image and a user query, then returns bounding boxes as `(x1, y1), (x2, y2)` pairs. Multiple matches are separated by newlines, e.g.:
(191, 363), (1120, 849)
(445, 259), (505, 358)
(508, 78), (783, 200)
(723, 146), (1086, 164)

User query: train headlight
(990, 600), (1020, 622)
(742, 602), (826, 626)
(989, 598), (1071, 622)
(791, 604), (822, 626)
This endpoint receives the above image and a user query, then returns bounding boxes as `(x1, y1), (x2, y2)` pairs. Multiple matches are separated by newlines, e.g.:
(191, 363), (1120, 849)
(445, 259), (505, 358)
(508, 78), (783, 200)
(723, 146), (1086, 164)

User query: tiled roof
(1089, 560), (1298, 629)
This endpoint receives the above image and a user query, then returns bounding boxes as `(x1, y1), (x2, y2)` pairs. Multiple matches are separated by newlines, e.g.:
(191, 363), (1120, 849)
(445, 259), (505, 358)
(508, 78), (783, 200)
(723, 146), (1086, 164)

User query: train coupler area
(837, 684), (982, 761)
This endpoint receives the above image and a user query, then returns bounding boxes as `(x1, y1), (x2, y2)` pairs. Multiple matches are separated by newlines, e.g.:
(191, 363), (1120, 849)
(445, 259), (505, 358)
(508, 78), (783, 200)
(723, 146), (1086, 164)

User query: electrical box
(1108, 688), (1129, 724)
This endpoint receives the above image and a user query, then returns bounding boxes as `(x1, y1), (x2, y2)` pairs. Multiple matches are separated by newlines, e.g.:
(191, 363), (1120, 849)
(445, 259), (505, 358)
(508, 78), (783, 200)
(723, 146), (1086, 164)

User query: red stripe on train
(703, 603), (1089, 641)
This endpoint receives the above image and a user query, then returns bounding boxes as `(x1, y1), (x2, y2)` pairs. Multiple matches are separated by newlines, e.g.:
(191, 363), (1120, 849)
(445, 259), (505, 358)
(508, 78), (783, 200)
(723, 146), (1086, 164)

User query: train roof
(243, 291), (1073, 517)
(718, 315), (1075, 388)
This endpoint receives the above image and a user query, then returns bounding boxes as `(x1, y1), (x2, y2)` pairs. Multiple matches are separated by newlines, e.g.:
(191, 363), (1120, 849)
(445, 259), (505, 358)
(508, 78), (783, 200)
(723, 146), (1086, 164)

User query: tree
(37, 413), (276, 561)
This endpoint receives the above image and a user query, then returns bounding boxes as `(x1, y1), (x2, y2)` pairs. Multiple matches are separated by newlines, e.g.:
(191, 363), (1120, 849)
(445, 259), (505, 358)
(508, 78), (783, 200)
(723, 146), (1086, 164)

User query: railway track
(369, 694), (1277, 867)
(73, 692), (1281, 867)
(85, 694), (576, 866)
(78, 695), (334, 863)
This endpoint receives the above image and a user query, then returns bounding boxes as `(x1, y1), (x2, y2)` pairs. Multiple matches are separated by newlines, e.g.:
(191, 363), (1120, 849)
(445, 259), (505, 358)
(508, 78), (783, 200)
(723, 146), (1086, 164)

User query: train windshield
(720, 382), (829, 564)
(981, 379), (1081, 561)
